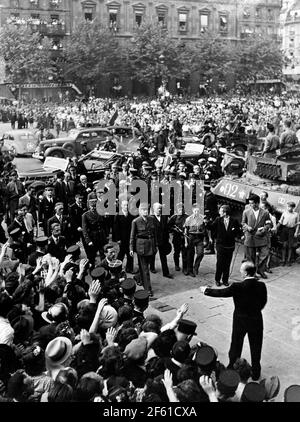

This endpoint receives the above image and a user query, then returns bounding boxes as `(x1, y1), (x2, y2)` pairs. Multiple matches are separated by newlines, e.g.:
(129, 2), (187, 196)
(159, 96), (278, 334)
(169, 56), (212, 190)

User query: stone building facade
(0, 0), (283, 95)
(281, 0), (300, 80)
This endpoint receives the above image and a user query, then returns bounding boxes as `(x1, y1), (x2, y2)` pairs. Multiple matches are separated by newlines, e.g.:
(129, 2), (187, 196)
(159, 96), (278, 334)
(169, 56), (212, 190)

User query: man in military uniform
(130, 203), (157, 296)
(119, 278), (136, 308)
(82, 194), (107, 268)
(168, 202), (188, 272)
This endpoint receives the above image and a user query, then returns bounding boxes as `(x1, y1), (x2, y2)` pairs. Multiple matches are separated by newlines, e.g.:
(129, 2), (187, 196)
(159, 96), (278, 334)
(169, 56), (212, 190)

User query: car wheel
(62, 142), (74, 152)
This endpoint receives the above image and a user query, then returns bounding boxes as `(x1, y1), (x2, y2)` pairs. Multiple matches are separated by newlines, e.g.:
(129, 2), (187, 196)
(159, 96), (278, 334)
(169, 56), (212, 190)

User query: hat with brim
(45, 336), (73, 366)
(177, 319), (197, 336)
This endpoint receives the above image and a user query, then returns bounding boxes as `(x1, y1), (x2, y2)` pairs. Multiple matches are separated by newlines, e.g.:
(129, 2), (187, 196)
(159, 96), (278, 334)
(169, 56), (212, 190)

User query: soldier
(38, 186), (55, 236)
(69, 194), (86, 244)
(82, 194), (107, 268)
(132, 289), (150, 327)
(168, 202), (188, 272)
(130, 203), (157, 296)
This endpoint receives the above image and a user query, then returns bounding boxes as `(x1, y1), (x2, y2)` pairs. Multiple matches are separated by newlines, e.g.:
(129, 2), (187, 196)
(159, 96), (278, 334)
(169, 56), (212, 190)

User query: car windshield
(68, 129), (80, 139)
(19, 134), (35, 141)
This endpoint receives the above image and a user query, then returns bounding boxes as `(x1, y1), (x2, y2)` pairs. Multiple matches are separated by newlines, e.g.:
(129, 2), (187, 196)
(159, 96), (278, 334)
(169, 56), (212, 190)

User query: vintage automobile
(1, 129), (39, 157)
(32, 127), (112, 160)
(18, 150), (122, 187)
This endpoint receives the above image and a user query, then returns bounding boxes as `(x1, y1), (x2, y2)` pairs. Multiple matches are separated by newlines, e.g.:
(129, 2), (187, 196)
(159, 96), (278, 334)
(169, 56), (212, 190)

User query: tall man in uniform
(82, 193), (107, 268)
(130, 203), (157, 296)
(112, 200), (134, 273)
(200, 261), (267, 381)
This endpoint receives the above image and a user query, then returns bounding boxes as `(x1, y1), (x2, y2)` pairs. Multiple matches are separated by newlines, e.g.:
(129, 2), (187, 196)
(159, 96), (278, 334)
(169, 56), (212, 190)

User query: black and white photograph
(0, 0), (300, 407)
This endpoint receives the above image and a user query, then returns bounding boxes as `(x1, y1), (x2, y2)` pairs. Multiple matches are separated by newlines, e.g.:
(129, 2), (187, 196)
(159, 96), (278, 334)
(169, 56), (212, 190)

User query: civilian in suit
(82, 196), (107, 267)
(6, 172), (25, 223)
(130, 203), (157, 296)
(242, 194), (272, 279)
(18, 184), (38, 222)
(47, 223), (67, 262)
(38, 187), (56, 235)
(201, 261), (267, 381)
(62, 171), (76, 206)
(47, 202), (70, 241)
(69, 194), (86, 243)
(75, 174), (92, 207)
(112, 200), (134, 273)
(53, 171), (66, 205)
(150, 203), (172, 278)
(211, 205), (241, 286)
(168, 203), (188, 272)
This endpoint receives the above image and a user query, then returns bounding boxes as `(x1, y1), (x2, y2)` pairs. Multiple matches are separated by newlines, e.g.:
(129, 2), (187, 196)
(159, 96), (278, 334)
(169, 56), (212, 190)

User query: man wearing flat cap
(130, 203), (157, 296)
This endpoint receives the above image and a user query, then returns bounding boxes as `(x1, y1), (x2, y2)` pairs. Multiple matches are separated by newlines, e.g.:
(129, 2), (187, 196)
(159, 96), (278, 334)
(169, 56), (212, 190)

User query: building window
(30, 0), (39, 7)
(84, 7), (94, 21)
(135, 13), (143, 27)
(267, 9), (274, 21)
(178, 13), (187, 32)
(255, 8), (262, 19)
(243, 9), (250, 19)
(109, 7), (119, 32)
(219, 14), (228, 33)
(50, 14), (60, 24)
(133, 5), (145, 27)
(200, 13), (209, 33)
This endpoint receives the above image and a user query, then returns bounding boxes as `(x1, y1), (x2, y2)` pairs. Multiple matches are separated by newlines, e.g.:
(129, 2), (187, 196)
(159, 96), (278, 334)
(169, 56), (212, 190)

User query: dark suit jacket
(39, 197), (55, 225)
(205, 277), (267, 319)
(47, 236), (67, 262)
(211, 216), (241, 248)
(112, 213), (134, 244)
(150, 215), (169, 247)
(54, 181), (66, 204)
(130, 216), (157, 256)
(47, 215), (70, 238)
(242, 207), (271, 247)
(82, 210), (106, 246)
(69, 203), (86, 231)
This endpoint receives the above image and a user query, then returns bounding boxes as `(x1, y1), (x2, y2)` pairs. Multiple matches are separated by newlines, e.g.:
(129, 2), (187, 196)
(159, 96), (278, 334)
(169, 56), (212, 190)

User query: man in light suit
(242, 194), (271, 279)
(130, 203), (157, 296)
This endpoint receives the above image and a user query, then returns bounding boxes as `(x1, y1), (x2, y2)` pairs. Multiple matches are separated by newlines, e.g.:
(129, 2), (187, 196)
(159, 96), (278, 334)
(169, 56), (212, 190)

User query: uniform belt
(137, 235), (153, 239)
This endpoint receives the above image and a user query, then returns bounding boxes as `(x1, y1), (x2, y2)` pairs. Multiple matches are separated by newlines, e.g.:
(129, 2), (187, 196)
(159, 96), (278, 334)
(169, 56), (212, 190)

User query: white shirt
(155, 215), (161, 222)
(252, 209), (260, 220)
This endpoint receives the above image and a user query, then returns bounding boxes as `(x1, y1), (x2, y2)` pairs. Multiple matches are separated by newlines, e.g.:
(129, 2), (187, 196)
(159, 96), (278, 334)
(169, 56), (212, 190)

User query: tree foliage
(232, 35), (285, 82)
(0, 25), (55, 84)
(189, 31), (234, 81)
(127, 22), (193, 84)
(63, 19), (125, 89)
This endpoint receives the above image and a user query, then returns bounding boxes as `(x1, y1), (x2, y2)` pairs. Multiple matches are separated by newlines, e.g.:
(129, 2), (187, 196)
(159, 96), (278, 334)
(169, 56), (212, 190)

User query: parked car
(32, 127), (112, 160)
(0, 129), (38, 156)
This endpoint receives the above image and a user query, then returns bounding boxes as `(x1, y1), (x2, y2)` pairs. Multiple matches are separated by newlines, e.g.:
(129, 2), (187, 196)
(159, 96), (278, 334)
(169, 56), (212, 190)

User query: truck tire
(46, 149), (65, 158)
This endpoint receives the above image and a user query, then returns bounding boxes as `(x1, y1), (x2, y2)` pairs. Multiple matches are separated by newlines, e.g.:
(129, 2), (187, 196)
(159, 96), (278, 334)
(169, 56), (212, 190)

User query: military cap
(194, 345), (216, 367)
(120, 278), (136, 294)
(218, 370), (240, 396)
(36, 236), (48, 246)
(144, 165), (153, 170)
(284, 385), (300, 402)
(108, 259), (123, 274)
(134, 289), (150, 305)
(45, 186), (54, 191)
(129, 168), (138, 174)
(90, 267), (106, 280)
(142, 161), (149, 166)
(88, 193), (97, 201)
(177, 319), (197, 336)
(54, 202), (64, 209)
(241, 382), (266, 402)
(66, 245), (80, 255)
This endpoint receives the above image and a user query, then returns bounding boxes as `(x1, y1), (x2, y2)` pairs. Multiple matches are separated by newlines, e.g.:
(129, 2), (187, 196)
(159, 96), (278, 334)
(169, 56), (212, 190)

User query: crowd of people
(0, 93), (300, 403)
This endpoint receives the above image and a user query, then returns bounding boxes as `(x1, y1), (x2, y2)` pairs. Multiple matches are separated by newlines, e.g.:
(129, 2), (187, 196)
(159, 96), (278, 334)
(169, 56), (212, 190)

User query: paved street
(146, 248), (300, 401)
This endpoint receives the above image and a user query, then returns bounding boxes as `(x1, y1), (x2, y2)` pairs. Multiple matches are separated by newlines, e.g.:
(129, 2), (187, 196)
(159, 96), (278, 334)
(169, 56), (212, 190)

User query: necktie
(224, 218), (229, 230)
(15, 183), (19, 195)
